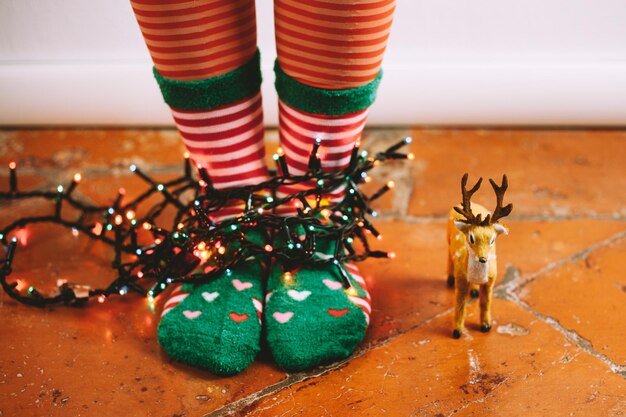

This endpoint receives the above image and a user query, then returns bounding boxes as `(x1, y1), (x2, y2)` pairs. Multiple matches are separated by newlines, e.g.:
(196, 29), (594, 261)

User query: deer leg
(453, 278), (469, 338)
(447, 251), (455, 288)
(479, 282), (494, 332)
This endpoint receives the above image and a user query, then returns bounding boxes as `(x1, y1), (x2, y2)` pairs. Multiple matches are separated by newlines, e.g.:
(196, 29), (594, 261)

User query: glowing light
(107, 208), (115, 215)
(114, 214), (123, 225)
(197, 242), (206, 251)
(317, 179), (324, 187)
(225, 269), (232, 276)
(404, 137), (413, 144)
(97, 295), (106, 303)
(73, 173), (82, 182)
(346, 286), (358, 296)
(57, 185), (64, 193)
(387, 251), (396, 259)
(377, 235), (383, 240)
(364, 176), (372, 183)
(217, 246), (226, 255)
(156, 184), (164, 191)
(277, 147), (284, 156)
(230, 224), (237, 231)
(126, 210), (135, 220)
(387, 180), (395, 189)
(142, 222), (152, 230)
(407, 152), (415, 160)
(92, 222), (103, 236)
(283, 272), (293, 283)
(257, 208), (264, 214)
(129, 164), (137, 172)
(264, 244), (273, 252)
(106, 224), (113, 231)
(199, 180), (207, 187)
(71, 227), (79, 237)
(137, 271), (144, 279)
(9, 161), (16, 170)
(15, 228), (29, 246)
(177, 223), (184, 230)
(118, 187), (126, 195)
(136, 249), (142, 255)
(321, 209), (331, 218)
(15, 279), (26, 291)
(154, 238), (162, 244)
(183, 151), (190, 159)
(119, 287), (128, 295)
(272, 153), (279, 161)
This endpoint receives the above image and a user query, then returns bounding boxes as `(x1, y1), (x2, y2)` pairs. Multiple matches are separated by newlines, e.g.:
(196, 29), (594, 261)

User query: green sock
(264, 244), (371, 372)
(157, 257), (264, 376)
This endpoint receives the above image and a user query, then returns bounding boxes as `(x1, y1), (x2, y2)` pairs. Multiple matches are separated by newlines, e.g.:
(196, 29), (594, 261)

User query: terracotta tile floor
(0, 128), (625, 417)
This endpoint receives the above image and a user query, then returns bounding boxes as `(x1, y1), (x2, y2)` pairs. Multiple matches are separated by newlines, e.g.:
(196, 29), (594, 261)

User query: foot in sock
(157, 255), (265, 376)
(264, 240), (371, 372)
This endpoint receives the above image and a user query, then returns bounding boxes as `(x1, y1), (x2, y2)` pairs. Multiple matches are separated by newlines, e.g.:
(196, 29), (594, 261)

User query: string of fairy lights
(0, 137), (413, 307)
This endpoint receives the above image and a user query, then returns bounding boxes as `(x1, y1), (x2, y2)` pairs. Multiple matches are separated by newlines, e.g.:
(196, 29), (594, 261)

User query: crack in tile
(204, 308), (455, 417)
(515, 299), (626, 378)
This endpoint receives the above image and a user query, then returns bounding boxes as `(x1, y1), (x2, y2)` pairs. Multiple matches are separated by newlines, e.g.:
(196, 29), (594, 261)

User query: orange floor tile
(0, 128), (624, 416)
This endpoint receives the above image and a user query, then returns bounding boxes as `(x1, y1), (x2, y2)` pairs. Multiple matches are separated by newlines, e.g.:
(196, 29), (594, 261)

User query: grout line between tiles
(494, 228), (626, 378)
(203, 307), (455, 417)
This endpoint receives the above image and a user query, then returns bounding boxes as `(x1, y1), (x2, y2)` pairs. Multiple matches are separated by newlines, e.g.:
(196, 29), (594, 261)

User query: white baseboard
(1, 61), (626, 127)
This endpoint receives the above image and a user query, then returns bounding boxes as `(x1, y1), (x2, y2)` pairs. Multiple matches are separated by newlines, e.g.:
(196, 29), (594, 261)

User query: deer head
(453, 173), (513, 264)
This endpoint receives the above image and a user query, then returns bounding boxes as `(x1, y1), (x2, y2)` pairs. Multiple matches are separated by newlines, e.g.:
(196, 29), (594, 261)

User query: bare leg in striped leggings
(265, 0), (395, 371)
(129, 0), (396, 374)
(130, 0), (268, 375)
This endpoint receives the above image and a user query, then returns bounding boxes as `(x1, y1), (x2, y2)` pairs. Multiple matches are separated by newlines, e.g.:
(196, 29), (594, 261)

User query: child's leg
(131, 0), (268, 189)
(266, 0), (395, 371)
(130, 0), (266, 375)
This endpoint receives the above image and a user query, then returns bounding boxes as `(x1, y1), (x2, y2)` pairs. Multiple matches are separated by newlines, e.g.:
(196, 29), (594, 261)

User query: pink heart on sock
(273, 311), (294, 324)
(183, 310), (202, 319)
(323, 279), (342, 290)
(201, 291), (219, 302)
(288, 289), (311, 301)
(232, 279), (253, 291)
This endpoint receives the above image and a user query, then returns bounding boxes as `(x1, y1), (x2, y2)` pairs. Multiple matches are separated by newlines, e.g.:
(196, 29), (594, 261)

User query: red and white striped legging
(130, 0), (395, 194)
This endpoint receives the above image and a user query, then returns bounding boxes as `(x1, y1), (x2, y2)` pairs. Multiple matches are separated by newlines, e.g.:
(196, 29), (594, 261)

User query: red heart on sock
(327, 308), (350, 318)
(229, 312), (249, 323)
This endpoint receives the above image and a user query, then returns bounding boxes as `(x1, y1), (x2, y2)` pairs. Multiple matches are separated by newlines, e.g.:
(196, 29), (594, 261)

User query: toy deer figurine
(447, 173), (512, 339)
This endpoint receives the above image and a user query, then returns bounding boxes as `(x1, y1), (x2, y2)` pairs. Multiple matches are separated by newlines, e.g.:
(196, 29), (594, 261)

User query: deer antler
(453, 173), (486, 225)
(488, 175), (513, 223)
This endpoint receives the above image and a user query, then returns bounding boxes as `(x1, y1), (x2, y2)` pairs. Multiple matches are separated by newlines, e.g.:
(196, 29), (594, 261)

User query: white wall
(1, 0), (626, 126)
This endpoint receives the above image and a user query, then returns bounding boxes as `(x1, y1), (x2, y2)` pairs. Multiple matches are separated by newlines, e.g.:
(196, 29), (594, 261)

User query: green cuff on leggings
(153, 49), (262, 110)
(274, 60), (382, 115)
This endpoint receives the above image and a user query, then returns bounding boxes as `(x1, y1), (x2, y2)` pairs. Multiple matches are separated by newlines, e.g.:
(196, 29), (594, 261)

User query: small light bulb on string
(126, 210), (135, 220)
(264, 244), (273, 252)
(67, 173), (82, 194)
(71, 227), (79, 237)
(114, 215), (123, 225)
(346, 286), (358, 296)
(283, 272), (293, 283)
(97, 295), (106, 304)
(8, 161), (17, 193)
(387, 251), (396, 259)
(183, 151), (192, 177)
(217, 246), (226, 255)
